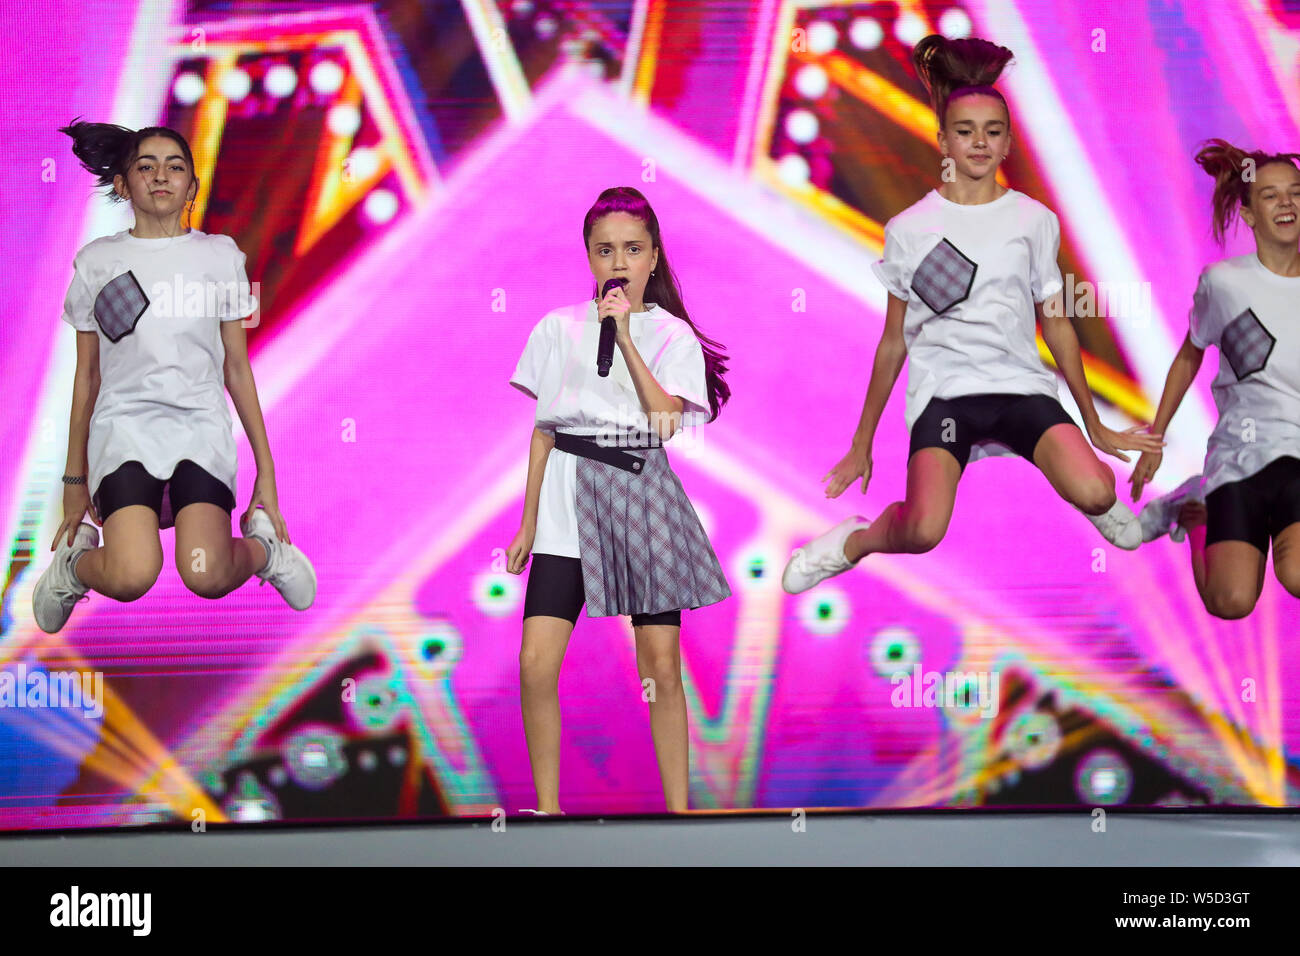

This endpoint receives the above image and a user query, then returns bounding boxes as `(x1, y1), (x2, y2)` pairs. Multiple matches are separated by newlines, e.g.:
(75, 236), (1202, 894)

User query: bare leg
(73, 505), (163, 602)
(845, 447), (962, 561)
(1179, 502), (1266, 619)
(174, 503), (266, 599)
(634, 623), (688, 813)
(519, 615), (575, 814)
(1031, 423), (1116, 515)
(1272, 522), (1300, 600)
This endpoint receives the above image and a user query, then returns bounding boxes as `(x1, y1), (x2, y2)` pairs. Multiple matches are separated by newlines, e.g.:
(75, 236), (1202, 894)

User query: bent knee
(178, 566), (231, 600)
(902, 515), (948, 553)
(1072, 476), (1116, 516)
(103, 558), (162, 602)
(1274, 561), (1300, 600)
(1204, 586), (1257, 620)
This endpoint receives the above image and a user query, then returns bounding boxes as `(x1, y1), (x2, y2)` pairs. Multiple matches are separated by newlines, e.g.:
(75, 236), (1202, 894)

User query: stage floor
(3, 811), (1297, 865)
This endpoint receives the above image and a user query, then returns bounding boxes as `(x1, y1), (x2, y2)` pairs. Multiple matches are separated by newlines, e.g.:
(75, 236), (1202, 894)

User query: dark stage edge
(2, 810), (1298, 865)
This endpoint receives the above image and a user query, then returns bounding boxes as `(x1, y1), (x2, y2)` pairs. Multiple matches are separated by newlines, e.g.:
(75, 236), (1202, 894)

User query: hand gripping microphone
(596, 277), (628, 377)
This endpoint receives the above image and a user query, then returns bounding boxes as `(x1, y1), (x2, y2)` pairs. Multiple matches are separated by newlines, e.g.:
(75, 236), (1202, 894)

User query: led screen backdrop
(3, 0), (1299, 829)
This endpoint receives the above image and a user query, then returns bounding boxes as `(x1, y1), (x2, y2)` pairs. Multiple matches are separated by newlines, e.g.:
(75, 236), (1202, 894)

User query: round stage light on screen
(894, 12), (927, 46)
(939, 8), (973, 38)
(793, 64), (829, 99)
(473, 570), (521, 617)
(284, 727), (347, 790)
(347, 146), (381, 181)
(784, 108), (819, 144)
(869, 625), (919, 677)
(536, 14), (558, 38)
(264, 63), (298, 98)
(512, 0), (535, 15)
(849, 17), (884, 50)
(173, 71), (205, 106)
(420, 620), (462, 674)
(1075, 749), (1133, 804)
(350, 674), (401, 731)
(807, 20), (838, 55)
(732, 543), (779, 591)
(798, 586), (849, 636)
(218, 67), (252, 102)
(309, 60), (346, 95)
(388, 744), (408, 767)
(357, 750), (378, 772)
(267, 765), (287, 787)
(776, 153), (811, 186)
(363, 189), (399, 224)
(1006, 710), (1062, 769)
(327, 103), (362, 137)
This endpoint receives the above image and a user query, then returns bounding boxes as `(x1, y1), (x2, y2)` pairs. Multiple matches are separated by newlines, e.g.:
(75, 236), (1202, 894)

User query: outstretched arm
(824, 293), (908, 497)
(1128, 332), (1205, 499)
(221, 320), (284, 540)
(1038, 295), (1165, 463)
(507, 426), (554, 574)
(52, 331), (101, 548)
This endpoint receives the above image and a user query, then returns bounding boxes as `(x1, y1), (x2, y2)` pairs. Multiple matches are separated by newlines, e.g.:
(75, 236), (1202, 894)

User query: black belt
(554, 431), (655, 474)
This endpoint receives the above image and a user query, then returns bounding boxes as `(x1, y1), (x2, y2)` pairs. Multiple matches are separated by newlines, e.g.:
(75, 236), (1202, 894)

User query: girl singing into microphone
(1131, 140), (1300, 619)
(782, 34), (1164, 594)
(505, 186), (731, 815)
(32, 120), (316, 634)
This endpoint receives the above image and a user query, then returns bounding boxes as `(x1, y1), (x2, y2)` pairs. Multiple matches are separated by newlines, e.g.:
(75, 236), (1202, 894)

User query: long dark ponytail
(583, 186), (731, 422)
(911, 34), (1013, 127)
(58, 117), (199, 204)
(1194, 138), (1300, 245)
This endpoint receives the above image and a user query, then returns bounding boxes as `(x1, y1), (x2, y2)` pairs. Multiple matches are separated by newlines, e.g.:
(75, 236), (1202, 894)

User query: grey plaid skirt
(571, 444), (731, 617)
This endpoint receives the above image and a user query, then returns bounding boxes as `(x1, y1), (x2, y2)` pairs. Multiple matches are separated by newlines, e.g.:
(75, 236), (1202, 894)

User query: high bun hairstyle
(911, 34), (1014, 127)
(58, 117), (199, 204)
(582, 186), (731, 422)
(1194, 138), (1300, 245)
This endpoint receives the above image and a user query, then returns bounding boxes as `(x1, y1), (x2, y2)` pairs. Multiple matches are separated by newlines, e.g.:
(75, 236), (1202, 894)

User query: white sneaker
(1139, 475), (1206, 543)
(782, 516), (871, 594)
(32, 523), (98, 633)
(1082, 499), (1142, 550)
(241, 509), (316, 610)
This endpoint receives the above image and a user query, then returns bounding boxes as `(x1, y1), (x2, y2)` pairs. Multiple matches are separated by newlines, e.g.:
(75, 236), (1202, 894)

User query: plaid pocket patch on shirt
(910, 238), (978, 315)
(1220, 308), (1275, 380)
(93, 271), (149, 342)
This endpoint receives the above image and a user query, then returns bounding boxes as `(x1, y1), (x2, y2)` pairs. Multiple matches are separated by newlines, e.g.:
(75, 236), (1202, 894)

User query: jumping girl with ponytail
(1131, 140), (1300, 619)
(32, 120), (316, 633)
(783, 35), (1164, 594)
(505, 186), (731, 814)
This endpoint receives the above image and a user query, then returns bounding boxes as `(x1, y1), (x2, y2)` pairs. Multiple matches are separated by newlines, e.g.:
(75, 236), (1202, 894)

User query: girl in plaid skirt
(1131, 140), (1300, 619)
(32, 120), (315, 634)
(505, 186), (732, 814)
(782, 34), (1163, 595)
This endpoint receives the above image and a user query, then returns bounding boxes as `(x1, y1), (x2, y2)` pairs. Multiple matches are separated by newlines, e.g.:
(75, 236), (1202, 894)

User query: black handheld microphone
(596, 277), (627, 377)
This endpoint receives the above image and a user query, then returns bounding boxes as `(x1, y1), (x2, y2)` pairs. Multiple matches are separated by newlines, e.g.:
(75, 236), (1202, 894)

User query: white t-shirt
(871, 188), (1065, 461)
(510, 300), (710, 558)
(61, 229), (258, 508)
(1188, 254), (1300, 495)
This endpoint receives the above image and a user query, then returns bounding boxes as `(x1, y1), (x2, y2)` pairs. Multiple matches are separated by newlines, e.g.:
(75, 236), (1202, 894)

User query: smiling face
(113, 134), (197, 223)
(587, 212), (659, 308)
(1241, 161), (1300, 246)
(938, 94), (1010, 182)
